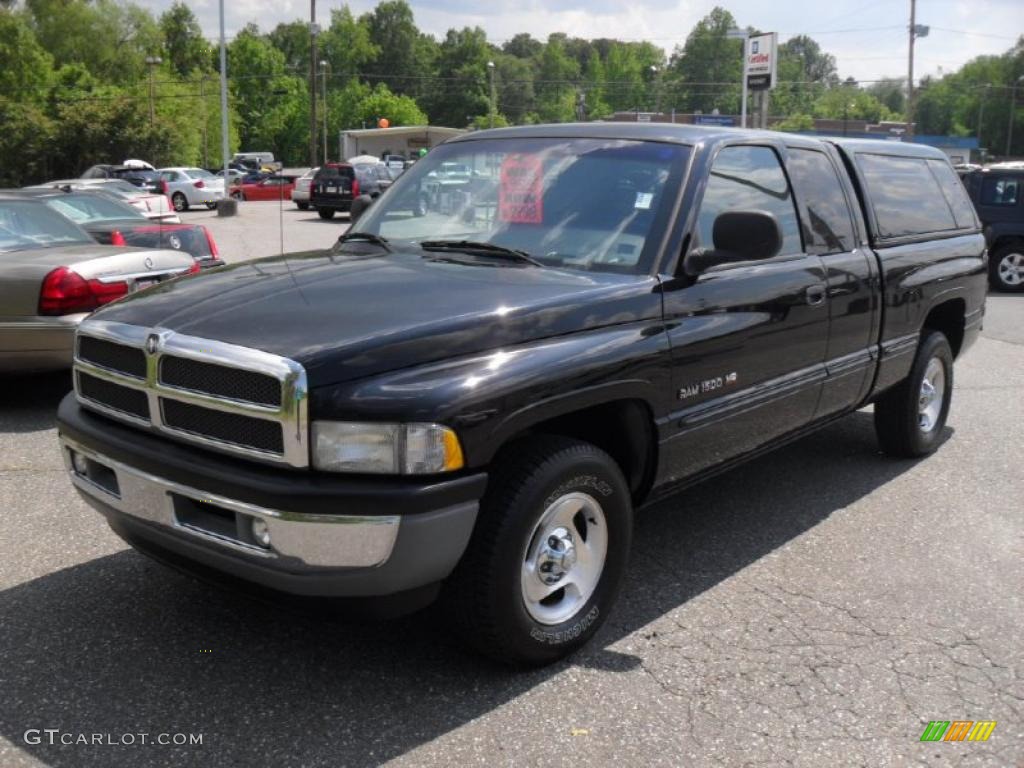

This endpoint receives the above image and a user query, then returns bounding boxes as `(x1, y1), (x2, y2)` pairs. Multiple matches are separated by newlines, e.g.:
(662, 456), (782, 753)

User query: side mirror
(683, 210), (782, 276)
(350, 194), (374, 223)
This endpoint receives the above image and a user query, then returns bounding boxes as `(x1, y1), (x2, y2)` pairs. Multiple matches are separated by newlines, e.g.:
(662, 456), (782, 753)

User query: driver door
(657, 143), (830, 485)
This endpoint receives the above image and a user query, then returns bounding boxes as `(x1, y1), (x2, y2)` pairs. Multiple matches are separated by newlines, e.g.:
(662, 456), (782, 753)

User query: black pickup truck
(57, 124), (986, 665)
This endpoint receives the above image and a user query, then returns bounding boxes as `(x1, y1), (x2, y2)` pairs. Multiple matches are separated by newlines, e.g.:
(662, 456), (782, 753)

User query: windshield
(45, 194), (143, 224)
(0, 200), (93, 252)
(187, 168), (215, 179)
(353, 137), (689, 274)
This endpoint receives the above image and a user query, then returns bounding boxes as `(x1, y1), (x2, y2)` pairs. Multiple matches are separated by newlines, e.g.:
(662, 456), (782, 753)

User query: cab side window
(786, 148), (856, 254)
(696, 145), (802, 256)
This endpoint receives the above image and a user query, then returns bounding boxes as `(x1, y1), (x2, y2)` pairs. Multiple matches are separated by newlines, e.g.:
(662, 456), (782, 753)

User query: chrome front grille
(73, 320), (308, 467)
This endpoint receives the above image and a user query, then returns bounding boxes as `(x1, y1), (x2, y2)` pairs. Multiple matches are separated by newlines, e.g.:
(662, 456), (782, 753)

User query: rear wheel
(318, 208), (335, 220)
(874, 330), (954, 457)
(444, 436), (633, 666)
(988, 243), (1024, 292)
(296, 202), (309, 211)
(171, 192), (188, 212)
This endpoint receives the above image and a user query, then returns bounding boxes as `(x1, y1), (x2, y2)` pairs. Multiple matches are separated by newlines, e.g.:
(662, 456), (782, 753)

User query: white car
(32, 179), (179, 223)
(157, 167), (226, 212)
(292, 167), (317, 210)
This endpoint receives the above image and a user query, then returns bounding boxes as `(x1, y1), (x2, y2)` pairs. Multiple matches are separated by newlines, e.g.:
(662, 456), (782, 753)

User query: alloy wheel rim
(918, 357), (946, 433)
(998, 252), (1024, 286)
(521, 492), (608, 625)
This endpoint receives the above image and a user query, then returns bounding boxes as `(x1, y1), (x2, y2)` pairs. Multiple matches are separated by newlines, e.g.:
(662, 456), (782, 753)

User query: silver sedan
(157, 167), (227, 212)
(0, 195), (196, 372)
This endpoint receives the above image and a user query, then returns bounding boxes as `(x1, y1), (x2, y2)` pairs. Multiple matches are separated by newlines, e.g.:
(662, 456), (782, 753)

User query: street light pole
(308, 0), (318, 169)
(726, 29), (749, 128)
(217, 0), (233, 214)
(1007, 75), (1024, 157)
(320, 60), (329, 164)
(487, 61), (496, 128)
(145, 56), (162, 125)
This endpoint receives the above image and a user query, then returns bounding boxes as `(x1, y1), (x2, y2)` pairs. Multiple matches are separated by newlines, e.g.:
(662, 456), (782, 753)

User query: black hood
(90, 249), (662, 386)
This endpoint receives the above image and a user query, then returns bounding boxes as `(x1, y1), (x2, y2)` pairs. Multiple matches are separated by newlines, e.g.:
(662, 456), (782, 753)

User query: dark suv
(310, 163), (358, 220)
(961, 167), (1024, 291)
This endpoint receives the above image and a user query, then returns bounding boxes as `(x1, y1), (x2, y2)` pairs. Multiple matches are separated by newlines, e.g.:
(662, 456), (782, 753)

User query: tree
(535, 34), (579, 123)
(867, 77), (905, 116)
(424, 27), (492, 127)
(502, 33), (542, 60)
(361, 0), (429, 97)
(320, 7), (378, 86)
(160, 2), (208, 77)
(665, 7), (742, 114)
(0, 98), (53, 185)
(0, 9), (53, 102)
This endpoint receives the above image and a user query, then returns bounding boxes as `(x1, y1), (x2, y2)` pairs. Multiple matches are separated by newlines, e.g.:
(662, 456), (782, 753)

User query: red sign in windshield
(498, 154), (544, 224)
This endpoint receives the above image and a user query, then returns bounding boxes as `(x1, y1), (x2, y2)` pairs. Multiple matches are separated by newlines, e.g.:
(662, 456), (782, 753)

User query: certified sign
(746, 32), (778, 91)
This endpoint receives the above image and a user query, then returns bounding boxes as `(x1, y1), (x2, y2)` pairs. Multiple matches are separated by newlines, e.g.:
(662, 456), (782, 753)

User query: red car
(231, 176), (296, 202)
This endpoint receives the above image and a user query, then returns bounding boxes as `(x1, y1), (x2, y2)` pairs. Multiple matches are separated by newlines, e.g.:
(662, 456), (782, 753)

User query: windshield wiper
(418, 239), (543, 267)
(336, 231), (391, 251)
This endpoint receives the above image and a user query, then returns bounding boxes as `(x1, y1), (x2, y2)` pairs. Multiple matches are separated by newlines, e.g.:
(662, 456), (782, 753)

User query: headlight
(312, 422), (465, 474)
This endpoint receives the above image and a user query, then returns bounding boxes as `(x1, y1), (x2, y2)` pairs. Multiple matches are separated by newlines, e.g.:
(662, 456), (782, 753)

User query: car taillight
(110, 230), (127, 246)
(352, 178), (360, 197)
(38, 267), (128, 316)
(194, 180), (205, 189)
(187, 261), (201, 275)
(202, 226), (219, 257)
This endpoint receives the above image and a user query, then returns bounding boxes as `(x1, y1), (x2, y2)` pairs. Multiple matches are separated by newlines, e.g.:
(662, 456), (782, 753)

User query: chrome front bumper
(61, 435), (399, 570)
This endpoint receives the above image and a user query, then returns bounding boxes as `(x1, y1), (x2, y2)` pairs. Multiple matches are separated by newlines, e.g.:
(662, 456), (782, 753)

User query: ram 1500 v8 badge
(57, 124), (986, 665)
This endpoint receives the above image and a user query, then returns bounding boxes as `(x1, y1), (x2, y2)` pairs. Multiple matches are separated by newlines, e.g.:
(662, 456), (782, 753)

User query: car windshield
(352, 137), (690, 274)
(188, 168), (215, 179)
(44, 194), (143, 224)
(0, 200), (93, 252)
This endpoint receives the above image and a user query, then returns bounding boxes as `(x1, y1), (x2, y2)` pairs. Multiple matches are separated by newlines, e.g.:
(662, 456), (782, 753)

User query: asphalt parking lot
(178, 200), (350, 263)
(0, 242), (1021, 765)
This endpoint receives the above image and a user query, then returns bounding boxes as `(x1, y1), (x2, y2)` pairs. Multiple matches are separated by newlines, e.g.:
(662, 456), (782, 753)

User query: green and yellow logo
(920, 720), (997, 742)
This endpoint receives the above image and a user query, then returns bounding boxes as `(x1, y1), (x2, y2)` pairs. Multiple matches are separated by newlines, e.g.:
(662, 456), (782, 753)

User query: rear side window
(927, 160), (978, 229)
(855, 154), (957, 238)
(697, 145), (802, 256)
(786, 148), (856, 254)
(980, 176), (1020, 206)
(315, 166), (354, 181)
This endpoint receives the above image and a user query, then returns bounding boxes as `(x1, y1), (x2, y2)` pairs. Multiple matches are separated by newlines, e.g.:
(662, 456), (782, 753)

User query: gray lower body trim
(61, 435), (479, 597)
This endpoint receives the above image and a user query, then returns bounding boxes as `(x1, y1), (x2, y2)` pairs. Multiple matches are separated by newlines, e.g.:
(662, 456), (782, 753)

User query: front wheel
(296, 202), (309, 211)
(444, 436), (633, 666)
(988, 243), (1024, 292)
(874, 330), (954, 457)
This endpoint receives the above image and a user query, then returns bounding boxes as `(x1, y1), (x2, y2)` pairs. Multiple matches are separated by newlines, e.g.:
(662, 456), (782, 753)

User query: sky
(139, 0), (1022, 84)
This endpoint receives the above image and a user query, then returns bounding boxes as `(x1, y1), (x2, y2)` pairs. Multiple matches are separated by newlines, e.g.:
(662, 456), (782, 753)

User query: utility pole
(905, 0), (929, 141)
(309, 0), (318, 169)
